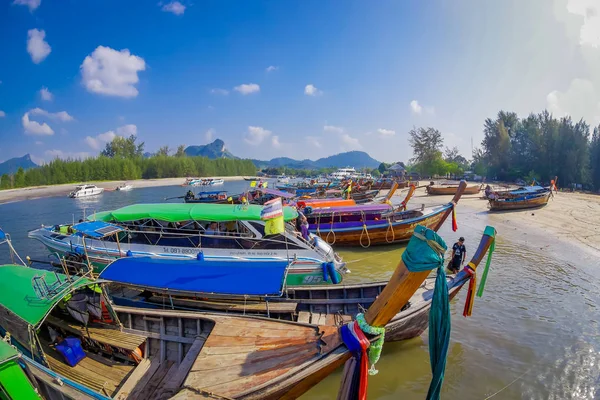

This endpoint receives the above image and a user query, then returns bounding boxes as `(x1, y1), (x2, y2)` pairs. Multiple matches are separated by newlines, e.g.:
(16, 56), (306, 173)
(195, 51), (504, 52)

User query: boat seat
(46, 315), (147, 352)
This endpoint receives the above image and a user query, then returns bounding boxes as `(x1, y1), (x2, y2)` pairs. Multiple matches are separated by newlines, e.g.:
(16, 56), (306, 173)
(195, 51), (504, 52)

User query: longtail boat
(0, 339), (42, 399)
(304, 181), (465, 247)
(28, 203), (348, 286)
(0, 225), (496, 399)
(426, 181), (481, 195)
(102, 247), (488, 342)
(488, 186), (552, 211)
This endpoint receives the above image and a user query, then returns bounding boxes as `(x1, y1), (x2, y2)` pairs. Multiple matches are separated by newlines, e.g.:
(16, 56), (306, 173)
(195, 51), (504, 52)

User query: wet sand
(403, 186), (600, 256)
(0, 176), (245, 205)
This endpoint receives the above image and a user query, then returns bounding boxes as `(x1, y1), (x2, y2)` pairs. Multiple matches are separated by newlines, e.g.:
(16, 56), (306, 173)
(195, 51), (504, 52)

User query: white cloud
(566, 0), (600, 48)
(547, 78), (600, 126)
(0, 111), (5, 118)
(266, 65), (279, 72)
(234, 83), (260, 95)
(45, 149), (90, 160)
(341, 134), (362, 150)
(410, 100), (423, 115)
(323, 125), (344, 133)
(22, 112), (54, 135)
(13, 0), (41, 12)
(27, 29), (51, 64)
(30, 108), (74, 122)
(116, 124), (137, 136)
(161, 1), (185, 15)
(306, 136), (322, 148)
(40, 87), (53, 101)
(304, 84), (322, 96)
(410, 100), (435, 116)
(210, 88), (229, 96)
(271, 135), (281, 148)
(85, 124), (137, 150)
(80, 46), (146, 97)
(205, 128), (215, 142)
(377, 128), (395, 137)
(244, 126), (271, 145)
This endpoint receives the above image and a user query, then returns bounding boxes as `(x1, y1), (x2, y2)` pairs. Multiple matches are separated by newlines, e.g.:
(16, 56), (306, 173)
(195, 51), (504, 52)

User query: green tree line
(408, 109), (600, 190)
(0, 136), (256, 190)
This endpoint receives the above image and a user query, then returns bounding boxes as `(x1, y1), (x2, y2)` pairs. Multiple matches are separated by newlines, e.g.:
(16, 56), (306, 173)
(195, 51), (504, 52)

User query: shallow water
(1, 182), (599, 399)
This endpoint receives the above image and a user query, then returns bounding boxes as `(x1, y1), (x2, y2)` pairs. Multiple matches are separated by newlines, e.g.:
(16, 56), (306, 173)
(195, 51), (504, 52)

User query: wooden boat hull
(109, 274), (463, 343)
(427, 184), (480, 195)
(489, 191), (551, 210)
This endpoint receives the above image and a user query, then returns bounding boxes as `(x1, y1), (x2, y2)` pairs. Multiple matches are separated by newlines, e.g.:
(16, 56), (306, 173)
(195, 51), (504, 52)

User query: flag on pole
(261, 198), (284, 235)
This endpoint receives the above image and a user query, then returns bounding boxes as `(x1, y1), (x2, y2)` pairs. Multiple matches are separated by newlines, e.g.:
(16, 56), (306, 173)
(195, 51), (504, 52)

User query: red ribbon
(452, 205), (458, 232)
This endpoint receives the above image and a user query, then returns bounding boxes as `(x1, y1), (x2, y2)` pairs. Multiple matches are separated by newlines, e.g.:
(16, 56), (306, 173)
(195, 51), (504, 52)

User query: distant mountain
(0, 154), (38, 175)
(185, 139), (237, 159)
(252, 151), (381, 170)
(183, 138), (381, 170)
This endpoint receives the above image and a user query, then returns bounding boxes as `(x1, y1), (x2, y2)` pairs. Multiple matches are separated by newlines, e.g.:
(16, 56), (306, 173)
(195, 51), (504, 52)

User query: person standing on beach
(450, 237), (466, 273)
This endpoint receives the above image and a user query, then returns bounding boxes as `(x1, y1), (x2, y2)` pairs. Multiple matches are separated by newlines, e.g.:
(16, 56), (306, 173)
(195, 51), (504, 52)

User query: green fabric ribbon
(477, 226), (496, 297)
(402, 225), (447, 272)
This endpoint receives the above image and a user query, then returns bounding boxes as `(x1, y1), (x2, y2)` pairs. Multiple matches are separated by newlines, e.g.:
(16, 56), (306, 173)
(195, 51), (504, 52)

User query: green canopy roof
(0, 265), (95, 327)
(90, 203), (299, 223)
(0, 339), (18, 365)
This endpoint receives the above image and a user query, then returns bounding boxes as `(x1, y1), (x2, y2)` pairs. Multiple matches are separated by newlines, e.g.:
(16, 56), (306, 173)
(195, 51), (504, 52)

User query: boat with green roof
(0, 339), (41, 400)
(28, 203), (348, 286)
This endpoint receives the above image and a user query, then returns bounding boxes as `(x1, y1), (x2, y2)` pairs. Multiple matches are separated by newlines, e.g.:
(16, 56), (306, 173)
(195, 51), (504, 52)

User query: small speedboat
(115, 184), (133, 191)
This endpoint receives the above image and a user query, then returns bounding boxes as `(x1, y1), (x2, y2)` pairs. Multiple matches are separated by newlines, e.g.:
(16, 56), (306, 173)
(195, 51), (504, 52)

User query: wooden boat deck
(41, 339), (136, 396)
(180, 314), (338, 398)
(46, 314), (146, 352)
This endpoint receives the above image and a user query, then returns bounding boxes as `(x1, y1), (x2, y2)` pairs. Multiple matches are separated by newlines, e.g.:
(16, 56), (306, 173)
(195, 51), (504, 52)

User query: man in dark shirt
(450, 237), (466, 273)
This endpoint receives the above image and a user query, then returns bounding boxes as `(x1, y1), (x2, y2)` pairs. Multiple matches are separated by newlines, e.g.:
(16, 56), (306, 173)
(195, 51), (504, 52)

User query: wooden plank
(46, 315), (146, 351)
(134, 361), (173, 400)
(127, 357), (161, 399)
(297, 311), (310, 324)
(152, 338), (206, 399)
(113, 358), (152, 400)
(148, 296), (298, 313)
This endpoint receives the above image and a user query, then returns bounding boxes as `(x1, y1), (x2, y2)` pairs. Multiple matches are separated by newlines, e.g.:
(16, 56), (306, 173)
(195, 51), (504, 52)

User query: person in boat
(185, 190), (194, 200)
(205, 222), (219, 235)
(485, 185), (494, 199)
(449, 237), (466, 273)
(299, 213), (309, 241)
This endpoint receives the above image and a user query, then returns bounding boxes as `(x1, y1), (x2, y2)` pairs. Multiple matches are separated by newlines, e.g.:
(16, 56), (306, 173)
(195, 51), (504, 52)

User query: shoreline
(405, 184), (600, 257)
(0, 176), (245, 205)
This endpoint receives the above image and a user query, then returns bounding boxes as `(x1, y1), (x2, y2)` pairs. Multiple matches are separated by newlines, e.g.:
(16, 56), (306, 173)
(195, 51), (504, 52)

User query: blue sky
(0, 0), (599, 164)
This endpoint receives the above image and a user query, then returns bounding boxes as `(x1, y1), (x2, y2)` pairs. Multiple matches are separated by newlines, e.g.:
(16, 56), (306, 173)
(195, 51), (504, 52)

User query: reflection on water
(1, 183), (599, 399)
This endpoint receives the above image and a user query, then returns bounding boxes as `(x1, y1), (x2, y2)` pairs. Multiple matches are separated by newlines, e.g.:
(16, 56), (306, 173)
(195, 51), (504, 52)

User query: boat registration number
(163, 247), (200, 254)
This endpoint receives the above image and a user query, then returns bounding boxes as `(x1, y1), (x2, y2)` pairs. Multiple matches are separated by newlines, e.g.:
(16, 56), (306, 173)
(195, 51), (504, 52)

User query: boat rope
(326, 211), (337, 245)
(359, 211), (371, 248)
(385, 217), (395, 243)
(316, 214), (322, 237)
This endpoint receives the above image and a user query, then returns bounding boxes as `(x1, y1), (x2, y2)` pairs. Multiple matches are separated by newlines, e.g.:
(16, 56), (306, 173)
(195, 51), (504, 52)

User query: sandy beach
(0, 176), (245, 205)
(400, 184), (600, 257)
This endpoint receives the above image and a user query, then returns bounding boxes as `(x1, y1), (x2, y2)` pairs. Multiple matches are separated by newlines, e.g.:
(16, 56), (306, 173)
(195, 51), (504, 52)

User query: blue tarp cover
(71, 221), (124, 238)
(0, 228), (5, 241)
(99, 257), (288, 296)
